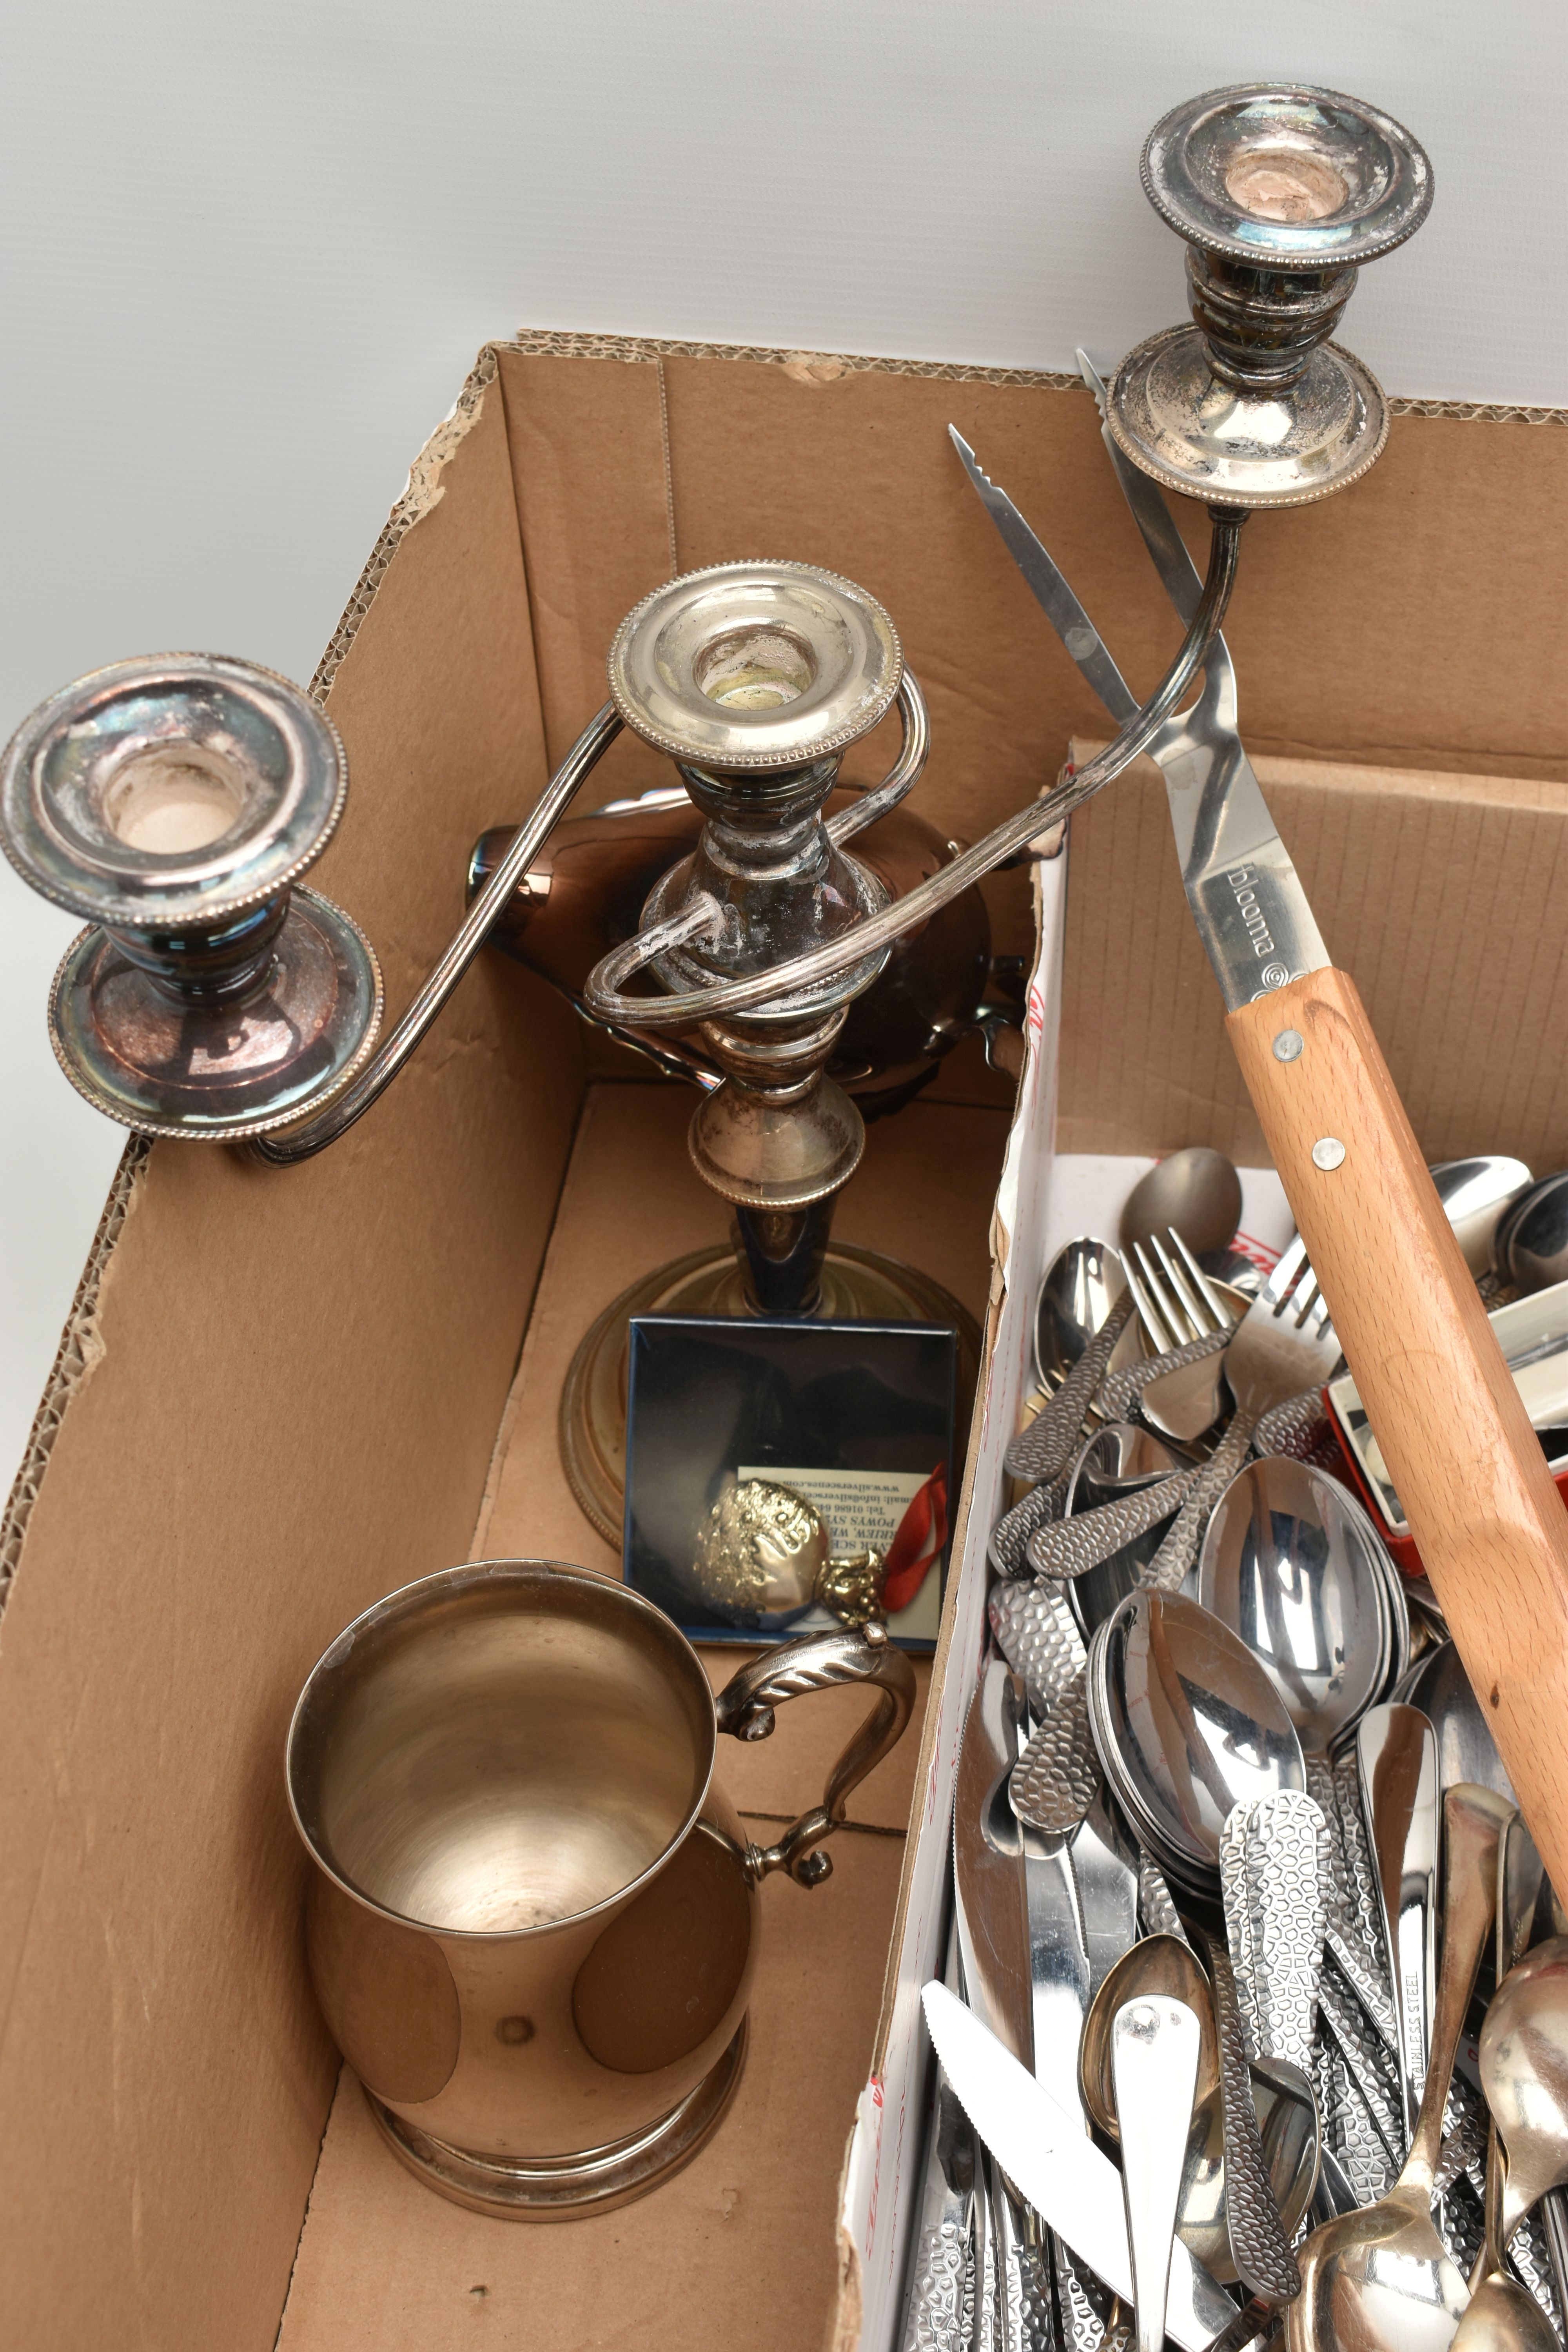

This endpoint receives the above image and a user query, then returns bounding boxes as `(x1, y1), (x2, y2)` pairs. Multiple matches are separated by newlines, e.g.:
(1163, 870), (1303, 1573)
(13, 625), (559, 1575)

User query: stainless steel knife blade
(949, 420), (1328, 1012)
(922, 1983), (1241, 2352)
(1023, 1790), (1140, 2126)
(954, 1656), (1034, 2064)
(950, 427), (1140, 725)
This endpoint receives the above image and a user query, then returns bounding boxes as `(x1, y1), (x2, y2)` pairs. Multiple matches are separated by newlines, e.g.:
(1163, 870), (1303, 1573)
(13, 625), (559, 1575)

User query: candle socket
(1108, 84), (1434, 508)
(0, 655), (382, 1139)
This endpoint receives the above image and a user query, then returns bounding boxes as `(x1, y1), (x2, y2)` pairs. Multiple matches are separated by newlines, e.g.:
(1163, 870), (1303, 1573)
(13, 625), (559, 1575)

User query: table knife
(922, 1984), (1249, 2352)
(1024, 1789), (1138, 2351)
(951, 408), (1568, 1905)
(954, 1656), (1034, 2067)
(953, 1659), (1055, 2352)
(902, 1921), (980, 2352)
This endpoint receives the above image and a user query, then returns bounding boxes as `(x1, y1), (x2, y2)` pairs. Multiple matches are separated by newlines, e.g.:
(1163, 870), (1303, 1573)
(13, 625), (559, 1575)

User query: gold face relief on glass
(691, 1478), (887, 1628)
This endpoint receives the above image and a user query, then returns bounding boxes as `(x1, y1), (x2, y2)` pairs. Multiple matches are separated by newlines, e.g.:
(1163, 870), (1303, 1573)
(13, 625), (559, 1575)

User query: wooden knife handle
(1228, 967), (1568, 1895)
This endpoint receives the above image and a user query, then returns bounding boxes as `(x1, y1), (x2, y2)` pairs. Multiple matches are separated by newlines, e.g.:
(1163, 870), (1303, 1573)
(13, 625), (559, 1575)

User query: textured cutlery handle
(1027, 1469), (1196, 1581)
(901, 2190), (975, 2352)
(995, 2179), (1059, 2352)
(1197, 1933), (1302, 2303)
(989, 1581), (1086, 1717)
(1219, 1791), (1328, 2075)
(1250, 1387), (1334, 1465)
(1096, 1327), (1229, 1423)
(1007, 1293), (1138, 1482)
(1010, 1671), (1101, 1835)
(1136, 1853), (1191, 1949)
(990, 1471), (1071, 1579)
(1136, 1416), (1253, 1592)
(1229, 967), (1568, 1905)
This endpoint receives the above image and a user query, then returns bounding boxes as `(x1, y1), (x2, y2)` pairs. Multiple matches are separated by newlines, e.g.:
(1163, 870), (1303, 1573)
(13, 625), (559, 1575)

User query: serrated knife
(950, 409), (1568, 1903)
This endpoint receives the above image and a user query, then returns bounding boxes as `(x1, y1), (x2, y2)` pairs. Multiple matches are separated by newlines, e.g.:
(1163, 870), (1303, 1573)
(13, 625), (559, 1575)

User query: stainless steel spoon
(1497, 1172), (1568, 1296)
(1011, 1238), (1135, 1484)
(1287, 1783), (1517, 2352)
(1079, 1933), (1317, 2288)
(1357, 1701), (1439, 2147)
(1063, 1424), (1189, 1639)
(1198, 1455), (1392, 1758)
(1408, 1641), (1519, 1808)
(1033, 1234), (1127, 1397)
(1481, 1938), (1568, 2245)
(1112, 1996), (1203, 2352)
(1081, 1936), (1219, 2133)
(1449, 2140), (1560, 2352)
(1087, 1588), (1306, 1888)
(1428, 1158), (1534, 1279)
(1120, 1149), (1243, 1259)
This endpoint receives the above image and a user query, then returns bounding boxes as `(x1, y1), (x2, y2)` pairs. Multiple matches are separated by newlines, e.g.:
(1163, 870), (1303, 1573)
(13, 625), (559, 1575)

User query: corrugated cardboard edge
(0, 1135), (151, 1617)
(503, 326), (1568, 425)
(0, 348), (506, 1631)
(309, 345), (500, 703)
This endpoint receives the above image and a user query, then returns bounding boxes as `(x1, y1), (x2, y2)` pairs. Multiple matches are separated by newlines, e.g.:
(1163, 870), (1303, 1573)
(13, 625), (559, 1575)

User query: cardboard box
(1, 331), (1565, 2352)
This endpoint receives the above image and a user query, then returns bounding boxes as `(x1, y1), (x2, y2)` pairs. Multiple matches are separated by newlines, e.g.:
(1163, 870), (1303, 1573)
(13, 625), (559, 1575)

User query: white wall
(1, 0), (1564, 1487)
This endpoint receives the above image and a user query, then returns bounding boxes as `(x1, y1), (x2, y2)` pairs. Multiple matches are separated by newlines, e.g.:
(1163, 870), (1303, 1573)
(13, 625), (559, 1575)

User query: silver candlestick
(1109, 84), (1434, 507)
(0, 655), (382, 1140)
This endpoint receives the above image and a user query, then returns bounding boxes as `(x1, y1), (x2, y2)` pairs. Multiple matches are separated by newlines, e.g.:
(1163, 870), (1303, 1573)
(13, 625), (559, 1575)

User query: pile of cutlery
(899, 362), (1568, 2352)
(900, 1203), (1568, 2352)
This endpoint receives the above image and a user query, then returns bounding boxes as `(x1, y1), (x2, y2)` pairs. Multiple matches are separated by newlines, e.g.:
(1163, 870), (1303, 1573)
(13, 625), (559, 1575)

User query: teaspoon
(1120, 1149), (1243, 1258)
(1112, 1996), (1202, 2352)
(1079, 1934), (1317, 2287)
(1288, 1782), (1516, 2352)
(1011, 1238), (1133, 1483)
(1445, 1816), (1565, 2352)
(1480, 1938), (1568, 2245)
(1449, 2142), (1560, 2352)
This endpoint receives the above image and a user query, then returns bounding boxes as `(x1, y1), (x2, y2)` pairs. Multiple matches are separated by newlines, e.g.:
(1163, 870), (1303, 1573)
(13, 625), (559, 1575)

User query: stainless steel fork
(1120, 1229), (1237, 1443)
(1026, 1240), (1341, 1586)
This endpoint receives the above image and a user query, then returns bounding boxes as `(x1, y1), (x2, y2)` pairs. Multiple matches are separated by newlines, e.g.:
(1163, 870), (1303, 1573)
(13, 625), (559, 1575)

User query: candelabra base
(49, 885), (383, 1140)
(1108, 322), (1388, 509)
(559, 1240), (982, 1547)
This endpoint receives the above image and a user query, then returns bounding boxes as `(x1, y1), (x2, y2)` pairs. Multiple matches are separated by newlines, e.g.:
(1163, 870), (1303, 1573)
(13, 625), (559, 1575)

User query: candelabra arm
(822, 672), (930, 846)
(247, 702), (624, 1165)
(584, 508), (1246, 1032)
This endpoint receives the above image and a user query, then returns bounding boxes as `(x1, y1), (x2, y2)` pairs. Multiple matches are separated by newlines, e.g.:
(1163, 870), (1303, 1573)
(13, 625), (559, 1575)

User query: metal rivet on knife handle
(1311, 1137), (1347, 1172)
(1273, 1030), (1304, 1063)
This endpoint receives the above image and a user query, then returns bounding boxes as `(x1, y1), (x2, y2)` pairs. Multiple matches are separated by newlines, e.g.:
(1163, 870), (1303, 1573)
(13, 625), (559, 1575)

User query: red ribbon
(882, 1463), (949, 1615)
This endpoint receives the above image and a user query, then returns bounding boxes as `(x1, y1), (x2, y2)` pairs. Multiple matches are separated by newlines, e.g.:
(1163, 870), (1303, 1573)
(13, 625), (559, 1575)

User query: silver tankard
(286, 1558), (915, 2218)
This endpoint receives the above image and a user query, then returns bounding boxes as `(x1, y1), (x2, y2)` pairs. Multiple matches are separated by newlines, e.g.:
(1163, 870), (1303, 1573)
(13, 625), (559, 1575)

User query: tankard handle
(713, 1619), (918, 1889)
